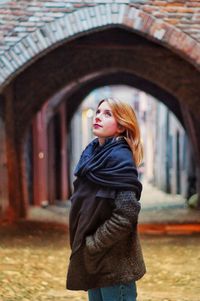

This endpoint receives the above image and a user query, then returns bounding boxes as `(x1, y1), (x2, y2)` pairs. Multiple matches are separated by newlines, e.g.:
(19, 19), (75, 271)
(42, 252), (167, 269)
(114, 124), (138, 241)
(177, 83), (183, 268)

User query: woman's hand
(85, 191), (141, 254)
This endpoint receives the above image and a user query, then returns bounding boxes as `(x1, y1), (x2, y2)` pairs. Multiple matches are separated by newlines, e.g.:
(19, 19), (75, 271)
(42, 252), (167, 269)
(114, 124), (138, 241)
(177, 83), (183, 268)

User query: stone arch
(1, 3), (200, 92)
(6, 25), (199, 140)
(1, 14), (200, 219)
(45, 70), (183, 127)
(24, 64), (199, 210)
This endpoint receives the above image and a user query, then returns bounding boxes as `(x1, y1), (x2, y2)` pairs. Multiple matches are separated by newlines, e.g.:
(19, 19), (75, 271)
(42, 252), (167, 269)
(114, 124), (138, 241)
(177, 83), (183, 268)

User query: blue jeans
(88, 281), (137, 301)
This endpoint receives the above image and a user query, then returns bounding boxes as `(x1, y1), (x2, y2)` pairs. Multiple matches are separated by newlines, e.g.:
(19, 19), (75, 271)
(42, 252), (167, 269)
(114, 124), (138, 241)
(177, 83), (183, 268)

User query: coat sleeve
(85, 190), (141, 254)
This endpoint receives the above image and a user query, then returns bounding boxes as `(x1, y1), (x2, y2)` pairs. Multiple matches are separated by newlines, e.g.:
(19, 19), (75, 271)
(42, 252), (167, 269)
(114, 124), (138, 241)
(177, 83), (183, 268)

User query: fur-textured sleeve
(85, 190), (141, 254)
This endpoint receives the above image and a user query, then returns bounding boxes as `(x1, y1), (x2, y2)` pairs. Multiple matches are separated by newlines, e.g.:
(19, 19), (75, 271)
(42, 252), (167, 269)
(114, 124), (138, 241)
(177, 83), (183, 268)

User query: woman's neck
(98, 137), (106, 146)
(98, 135), (122, 146)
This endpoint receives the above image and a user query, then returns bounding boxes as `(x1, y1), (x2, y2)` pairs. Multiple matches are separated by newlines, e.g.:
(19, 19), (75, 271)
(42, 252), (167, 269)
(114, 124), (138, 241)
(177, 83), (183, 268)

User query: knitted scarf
(74, 136), (142, 199)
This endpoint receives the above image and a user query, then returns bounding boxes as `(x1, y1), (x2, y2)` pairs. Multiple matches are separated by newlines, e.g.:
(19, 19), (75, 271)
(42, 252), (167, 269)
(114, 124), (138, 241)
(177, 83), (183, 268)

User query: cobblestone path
(0, 223), (200, 301)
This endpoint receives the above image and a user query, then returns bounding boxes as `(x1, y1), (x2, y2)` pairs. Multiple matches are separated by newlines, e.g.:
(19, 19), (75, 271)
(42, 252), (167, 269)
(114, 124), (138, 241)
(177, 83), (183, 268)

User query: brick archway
(1, 4), (200, 219)
(0, 3), (200, 91)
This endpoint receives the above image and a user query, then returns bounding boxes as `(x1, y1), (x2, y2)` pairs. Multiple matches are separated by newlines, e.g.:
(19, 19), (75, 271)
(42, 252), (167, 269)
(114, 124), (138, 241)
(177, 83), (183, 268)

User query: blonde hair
(97, 98), (143, 166)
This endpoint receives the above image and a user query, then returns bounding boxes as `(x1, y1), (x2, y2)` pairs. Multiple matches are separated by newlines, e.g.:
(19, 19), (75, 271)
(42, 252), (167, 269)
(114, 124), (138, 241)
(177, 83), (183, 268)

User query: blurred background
(22, 84), (193, 212)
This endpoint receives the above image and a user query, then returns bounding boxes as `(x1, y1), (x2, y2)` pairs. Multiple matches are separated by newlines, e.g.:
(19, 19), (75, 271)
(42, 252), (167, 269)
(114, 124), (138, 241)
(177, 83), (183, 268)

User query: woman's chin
(92, 130), (102, 137)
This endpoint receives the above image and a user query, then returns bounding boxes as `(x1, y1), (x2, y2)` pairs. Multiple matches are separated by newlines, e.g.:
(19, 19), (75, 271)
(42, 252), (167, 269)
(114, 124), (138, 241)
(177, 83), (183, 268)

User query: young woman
(66, 98), (146, 301)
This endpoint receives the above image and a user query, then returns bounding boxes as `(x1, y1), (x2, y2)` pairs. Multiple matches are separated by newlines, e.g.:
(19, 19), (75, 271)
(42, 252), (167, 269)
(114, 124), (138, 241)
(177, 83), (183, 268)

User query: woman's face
(92, 101), (121, 143)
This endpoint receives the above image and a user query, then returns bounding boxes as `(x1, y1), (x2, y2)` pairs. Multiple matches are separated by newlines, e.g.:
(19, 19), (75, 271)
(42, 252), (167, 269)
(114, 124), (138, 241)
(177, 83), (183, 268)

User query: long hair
(97, 98), (143, 167)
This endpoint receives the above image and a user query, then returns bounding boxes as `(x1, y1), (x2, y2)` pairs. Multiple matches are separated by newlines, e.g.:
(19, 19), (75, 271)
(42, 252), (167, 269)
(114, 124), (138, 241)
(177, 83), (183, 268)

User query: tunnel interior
(1, 26), (200, 216)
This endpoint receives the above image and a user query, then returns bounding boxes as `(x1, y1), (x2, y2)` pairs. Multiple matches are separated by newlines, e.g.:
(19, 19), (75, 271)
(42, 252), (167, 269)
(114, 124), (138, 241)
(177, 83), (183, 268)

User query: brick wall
(0, 1), (200, 89)
(1, 1), (200, 50)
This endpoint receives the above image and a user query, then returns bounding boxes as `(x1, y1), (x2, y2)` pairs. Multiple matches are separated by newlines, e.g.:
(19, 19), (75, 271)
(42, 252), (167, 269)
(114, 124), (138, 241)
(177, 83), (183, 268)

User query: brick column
(0, 108), (9, 220)
(32, 105), (48, 206)
(181, 105), (200, 207)
(59, 102), (68, 200)
(4, 85), (28, 220)
(47, 118), (56, 205)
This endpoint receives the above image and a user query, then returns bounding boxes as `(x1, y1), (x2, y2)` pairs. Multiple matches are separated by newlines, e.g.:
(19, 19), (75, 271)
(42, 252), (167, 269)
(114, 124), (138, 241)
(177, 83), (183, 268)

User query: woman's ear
(117, 124), (125, 134)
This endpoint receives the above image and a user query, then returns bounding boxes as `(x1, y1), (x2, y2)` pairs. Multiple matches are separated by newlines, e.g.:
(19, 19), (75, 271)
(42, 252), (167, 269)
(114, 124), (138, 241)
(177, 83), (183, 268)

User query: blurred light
(86, 108), (94, 118)
(38, 152), (44, 159)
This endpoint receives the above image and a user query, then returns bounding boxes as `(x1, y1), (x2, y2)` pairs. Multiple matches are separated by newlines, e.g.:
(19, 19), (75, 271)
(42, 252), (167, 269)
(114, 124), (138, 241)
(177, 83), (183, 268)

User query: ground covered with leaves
(0, 222), (200, 301)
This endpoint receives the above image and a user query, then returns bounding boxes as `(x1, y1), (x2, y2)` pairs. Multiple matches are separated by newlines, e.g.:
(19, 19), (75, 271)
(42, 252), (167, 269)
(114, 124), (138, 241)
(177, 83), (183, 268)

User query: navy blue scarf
(74, 136), (142, 199)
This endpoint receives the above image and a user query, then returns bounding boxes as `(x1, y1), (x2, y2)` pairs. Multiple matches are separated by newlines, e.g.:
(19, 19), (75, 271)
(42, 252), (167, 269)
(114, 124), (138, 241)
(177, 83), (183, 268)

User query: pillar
(47, 118), (56, 204)
(59, 102), (68, 200)
(32, 104), (48, 206)
(4, 85), (28, 220)
(181, 104), (200, 207)
(0, 99), (9, 220)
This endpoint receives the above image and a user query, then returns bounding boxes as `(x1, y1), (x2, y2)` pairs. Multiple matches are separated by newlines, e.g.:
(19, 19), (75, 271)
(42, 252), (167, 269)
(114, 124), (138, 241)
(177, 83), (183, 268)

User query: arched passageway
(0, 21), (200, 219)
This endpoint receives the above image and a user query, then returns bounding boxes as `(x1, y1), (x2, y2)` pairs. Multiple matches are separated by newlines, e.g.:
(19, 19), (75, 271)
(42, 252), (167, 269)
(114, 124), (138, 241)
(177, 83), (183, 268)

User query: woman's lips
(93, 124), (102, 128)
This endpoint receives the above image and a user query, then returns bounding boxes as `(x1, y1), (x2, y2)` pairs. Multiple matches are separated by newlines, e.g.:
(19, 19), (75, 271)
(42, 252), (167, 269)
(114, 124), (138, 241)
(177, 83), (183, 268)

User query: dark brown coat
(67, 190), (146, 291)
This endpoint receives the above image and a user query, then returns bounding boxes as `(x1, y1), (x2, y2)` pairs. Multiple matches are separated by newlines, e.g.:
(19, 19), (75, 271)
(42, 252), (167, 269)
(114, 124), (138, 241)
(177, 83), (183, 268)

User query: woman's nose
(95, 115), (101, 122)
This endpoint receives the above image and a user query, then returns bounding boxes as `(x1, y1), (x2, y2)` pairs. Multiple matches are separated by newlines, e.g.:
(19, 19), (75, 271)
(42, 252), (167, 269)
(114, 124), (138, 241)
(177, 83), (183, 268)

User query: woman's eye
(95, 109), (112, 117)
(104, 111), (112, 117)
